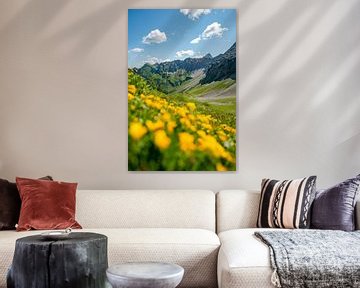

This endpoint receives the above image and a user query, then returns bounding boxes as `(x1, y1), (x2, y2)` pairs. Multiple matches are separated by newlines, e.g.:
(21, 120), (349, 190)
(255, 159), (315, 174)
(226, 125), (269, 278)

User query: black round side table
(7, 232), (108, 288)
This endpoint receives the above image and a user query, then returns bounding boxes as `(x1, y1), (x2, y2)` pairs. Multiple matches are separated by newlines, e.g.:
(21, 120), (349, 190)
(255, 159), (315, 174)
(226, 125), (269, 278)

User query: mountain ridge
(200, 43), (236, 84)
(134, 43), (236, 93)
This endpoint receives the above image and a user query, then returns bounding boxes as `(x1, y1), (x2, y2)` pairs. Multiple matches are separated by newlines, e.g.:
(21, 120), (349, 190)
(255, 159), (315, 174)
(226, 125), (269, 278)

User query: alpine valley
(130, 42), (236, 122)
(128, 41), (237, 171)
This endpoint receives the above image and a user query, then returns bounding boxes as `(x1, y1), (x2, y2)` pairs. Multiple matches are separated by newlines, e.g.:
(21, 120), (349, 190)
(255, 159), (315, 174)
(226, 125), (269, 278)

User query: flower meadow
(128, 70), (236, 171)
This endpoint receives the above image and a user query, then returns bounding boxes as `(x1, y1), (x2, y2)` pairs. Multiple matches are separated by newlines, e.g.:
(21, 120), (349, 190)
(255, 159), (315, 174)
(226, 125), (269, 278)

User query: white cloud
(192, 54), (205, 58)
(190, 22), (228, 45)
(129, 47), (144, 53)
(144, 57), (172, 65)
(144, 57), (160, 65)
(202, 22), (228, 39)
(176, 50), (195, 58)
(180, 9), (211, 20)
(190, 36), (201, 44)
(142, 29), (167, 44)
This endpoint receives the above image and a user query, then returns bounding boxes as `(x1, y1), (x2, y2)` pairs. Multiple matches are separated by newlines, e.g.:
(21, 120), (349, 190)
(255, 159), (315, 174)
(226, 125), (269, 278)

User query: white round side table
(106, 262), (184, 288)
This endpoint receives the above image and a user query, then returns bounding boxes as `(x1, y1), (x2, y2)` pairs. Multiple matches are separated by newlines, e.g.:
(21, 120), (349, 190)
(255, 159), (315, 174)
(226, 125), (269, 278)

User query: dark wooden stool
(7, 232), (108, 288)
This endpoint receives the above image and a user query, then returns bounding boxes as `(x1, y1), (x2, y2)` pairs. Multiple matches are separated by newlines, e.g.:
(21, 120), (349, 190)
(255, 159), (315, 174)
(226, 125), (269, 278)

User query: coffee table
(7, 232), (108, 288)
(106, 262), (184, 288)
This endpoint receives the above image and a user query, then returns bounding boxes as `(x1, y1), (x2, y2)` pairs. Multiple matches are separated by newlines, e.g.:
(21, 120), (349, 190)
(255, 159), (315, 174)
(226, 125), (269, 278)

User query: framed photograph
(128, 9), (236, 171)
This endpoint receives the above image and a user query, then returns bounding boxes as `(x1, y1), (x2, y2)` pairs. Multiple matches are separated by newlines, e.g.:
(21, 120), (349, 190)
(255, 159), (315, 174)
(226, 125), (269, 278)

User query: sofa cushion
(0, 179), (20, 230)
(216, 190), (260, 233)
(0, 176), (53, 230)
(311, 174), (360, 231)
(16, 177), (82, 231)
(257, 177), (316, 229)
(0, 228), (220, 288)
(76, 190), (216, 231)
(217, 228), (279, 288)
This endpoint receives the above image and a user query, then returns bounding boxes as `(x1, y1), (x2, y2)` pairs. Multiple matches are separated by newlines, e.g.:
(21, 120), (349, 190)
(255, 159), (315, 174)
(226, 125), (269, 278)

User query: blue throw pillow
(311, 174), (360, 231)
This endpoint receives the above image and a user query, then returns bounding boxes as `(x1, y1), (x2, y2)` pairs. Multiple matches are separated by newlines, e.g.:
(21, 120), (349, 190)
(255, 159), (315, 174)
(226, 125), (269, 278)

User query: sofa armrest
(356, 200), (360, 230)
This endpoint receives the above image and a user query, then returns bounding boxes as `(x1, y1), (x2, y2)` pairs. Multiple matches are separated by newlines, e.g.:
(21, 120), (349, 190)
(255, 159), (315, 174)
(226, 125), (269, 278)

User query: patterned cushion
(257, 176), (316, 229)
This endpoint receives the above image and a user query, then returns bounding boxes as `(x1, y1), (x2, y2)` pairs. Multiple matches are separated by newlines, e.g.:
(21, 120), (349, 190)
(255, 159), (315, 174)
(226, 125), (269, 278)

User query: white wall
(0, 0), (359, 191)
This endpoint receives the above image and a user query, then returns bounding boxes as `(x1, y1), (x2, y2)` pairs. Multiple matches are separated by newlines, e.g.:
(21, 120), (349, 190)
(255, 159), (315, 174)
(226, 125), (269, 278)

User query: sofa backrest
(217, 190), (360, 233)
(76, 190), (216, 231)
(216, 190), (260, 233)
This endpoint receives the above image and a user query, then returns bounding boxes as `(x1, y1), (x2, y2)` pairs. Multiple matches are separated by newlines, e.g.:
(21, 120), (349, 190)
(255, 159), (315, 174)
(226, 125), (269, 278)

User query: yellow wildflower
(149, 101), (162, 110)
(167, 121), (177, 133)
(128, 93), (134, 101)
(202, 123), (213, 131)
(223, 152), (235, 163)
(145, 99), (153, 107)
(186, 102), (196, 111)
(180, 117), (195, 131)
(222, 124), (236, 134)
(128, 85), (136, 95)
(216, 163), (227, 171)
(178, 132), (196, 152)
(176, 107), (188, 117)
(146, 120), (164, 131)
(154, 130), (171, 150)
(198, 135), (224, 158)
(129, 122), (147, 141)
(161, 112), (171, 121)
(188, 114), (195, 121)
(197, 114), (212, 124)
(167, 104), (175, 112)
(197, 130), (207, 138)
(217, 130), (228, 142)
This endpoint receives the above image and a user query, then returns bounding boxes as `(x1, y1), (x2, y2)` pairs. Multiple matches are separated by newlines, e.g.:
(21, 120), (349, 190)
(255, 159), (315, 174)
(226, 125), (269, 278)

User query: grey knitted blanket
(255, 230), (360, 288)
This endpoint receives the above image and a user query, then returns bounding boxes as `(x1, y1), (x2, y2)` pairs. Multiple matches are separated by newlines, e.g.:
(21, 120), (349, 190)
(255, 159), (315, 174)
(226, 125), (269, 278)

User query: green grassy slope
(129, 69), (236, 128)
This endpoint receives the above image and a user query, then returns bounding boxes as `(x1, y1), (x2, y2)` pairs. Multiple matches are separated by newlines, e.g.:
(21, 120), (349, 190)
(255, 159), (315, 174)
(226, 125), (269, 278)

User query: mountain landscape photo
(128, 9), (237, 171)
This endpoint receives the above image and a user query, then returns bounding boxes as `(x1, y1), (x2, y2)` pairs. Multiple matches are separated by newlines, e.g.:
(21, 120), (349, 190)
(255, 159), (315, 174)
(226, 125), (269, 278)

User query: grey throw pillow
(311, 174), (360, 231)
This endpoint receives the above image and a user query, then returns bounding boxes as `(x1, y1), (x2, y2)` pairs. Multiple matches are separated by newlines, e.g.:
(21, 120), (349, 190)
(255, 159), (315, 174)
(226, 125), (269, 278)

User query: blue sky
(128, 9), (237, 68)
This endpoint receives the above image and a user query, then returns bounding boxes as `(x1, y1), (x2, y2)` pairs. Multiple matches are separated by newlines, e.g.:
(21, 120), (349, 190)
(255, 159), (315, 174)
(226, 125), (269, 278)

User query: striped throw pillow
(257, 176), (317, 229)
